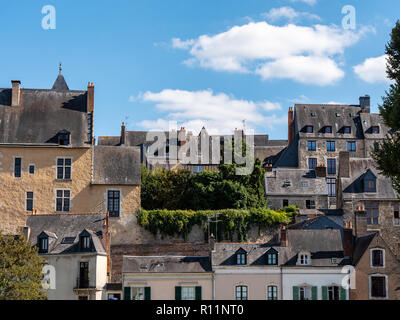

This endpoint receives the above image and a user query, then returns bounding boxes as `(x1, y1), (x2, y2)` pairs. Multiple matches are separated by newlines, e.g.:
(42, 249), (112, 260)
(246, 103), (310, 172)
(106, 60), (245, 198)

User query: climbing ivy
(137, 206), (298, 242)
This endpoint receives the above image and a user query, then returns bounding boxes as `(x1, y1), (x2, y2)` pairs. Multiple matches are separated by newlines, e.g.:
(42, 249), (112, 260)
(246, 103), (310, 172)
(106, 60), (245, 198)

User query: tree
(0, 233), (47, 300)
(372, 21), (400, 194)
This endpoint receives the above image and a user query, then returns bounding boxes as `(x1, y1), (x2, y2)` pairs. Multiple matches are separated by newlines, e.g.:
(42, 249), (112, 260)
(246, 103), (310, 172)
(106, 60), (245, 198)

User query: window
(365, 179), (376, 192)
(79, 262), (89, 289)
(370, 276), (387, 298)
(58, 130), (71, 145)
(305, 126), (313, 133)
(327, 178), (336, 197)
(39, 237), (49, 253)
(132, 287), (145, 300)
(372, 126), (380, 134)
(327, 159), (336, 175)
(307, 141), (316, 151)
(107, 190), (120, 217)
(325, 126), (332, 133)
(311, 112), (316, 117)
(26, 192), (34, 212)
(299, 287), (311, 300)
(283, 199), (289, 207)
(306, 200), (316, 209)
(371, 249), (384, 267)
(14, 157), (21, 178)
(236, 286), (248, 300)
(308, 158), (317, 170)
(237, 252), (246, 265)
(266, 253), (278, 265)
(182, 287), (195, 300)
(394, 205), (399, 226)
(29, 165), (35, 174)
(366, 202), (379, 224)
(299, 254), (310, 265)
(343, 126), (351, 134)
(80, 236), (91, 250)
(57, 158), (71, 179)
(56, 190), (70, 212)
(326, 141), (335, 152)
(347, 141), (356, 152)
(267, 286), (278, 300)
(328, 286), (340, 300)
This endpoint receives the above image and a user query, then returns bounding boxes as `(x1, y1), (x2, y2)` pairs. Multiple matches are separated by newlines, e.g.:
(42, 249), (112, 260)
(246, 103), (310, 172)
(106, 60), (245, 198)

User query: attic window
(80, 236), (91, 251)
(325, 126), (332, 133)
(266, 250), (278, 265)
(236, 251), (247, 265)
(311, 112), (316, 117)
(58, 130), (71, 146)
(61, 237), (76, 244)
(283, 180), (292, 187)
(299, 253), (310, 265)
(372, 126), (380, 134)
(39, 237), (49, 254)
(343, 126), (351, 134)
(364, 178), (376, 193)
(305, 126), (313, 133)
(335, 113), (341, 117)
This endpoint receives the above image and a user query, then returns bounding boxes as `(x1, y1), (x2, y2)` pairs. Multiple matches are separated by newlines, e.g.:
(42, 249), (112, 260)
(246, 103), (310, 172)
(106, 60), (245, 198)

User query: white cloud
(353, 55), (390, 84)
(290, 0), (317, 6)
(134, 89), (284, 135)
(263, 6), (321, 22)
(173, 21), (373, 85)
(172, 38), (195, 49)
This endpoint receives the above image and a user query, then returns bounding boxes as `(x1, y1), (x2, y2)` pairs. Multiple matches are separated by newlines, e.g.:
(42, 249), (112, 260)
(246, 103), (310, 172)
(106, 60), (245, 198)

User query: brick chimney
(178, 127), (186, 147)
(339, 151), (350, 178)
(11, 80), (21, 107)
(87, 82), (94, 113)
(281, 226), (288, 247)
(120, 122), (126, 145)
(359, 95), (370, 113)
(343, 221), (353, 262)
(354, 205), (367, 237)
(288, 107), (295, 145)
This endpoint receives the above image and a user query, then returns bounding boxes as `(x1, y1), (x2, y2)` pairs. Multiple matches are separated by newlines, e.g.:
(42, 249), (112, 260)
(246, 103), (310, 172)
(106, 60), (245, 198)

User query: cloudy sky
(0, 0), (398, 138)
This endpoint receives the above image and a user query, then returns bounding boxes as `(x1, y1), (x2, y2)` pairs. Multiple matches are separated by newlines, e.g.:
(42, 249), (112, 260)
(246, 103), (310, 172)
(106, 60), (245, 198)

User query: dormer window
(365, 179), (376, 192)
(80, 235), (91, 251)
(372, 126), (380, 134)
(343, 126), (351, 134)
(311, 112), (316, 117)
(298, 253), (310, 265)
(58, 130), (71, 146)
(305, 126), (313, 133)
(236, 249), (247, 265)
(325, 126), (332, 133)
(38, 236), (49, 254)
(266, 249), (278, 265)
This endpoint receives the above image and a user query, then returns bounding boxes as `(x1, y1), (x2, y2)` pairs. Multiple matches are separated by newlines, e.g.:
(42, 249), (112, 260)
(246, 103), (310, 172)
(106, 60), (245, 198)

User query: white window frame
(370, 248), (385, 268)
(181, 286), (195, 300)
(25, 191), (34, 212)
(369, 274), (388, 300)
(298, 252), (311, 265)
(327, 285), (340, 300)
(55, 189), (71, 212)
(299, 286), (312, 300)
(267, 285), (278, 300)
(56, 157), (72, 180)
(132, 287), (145, 300)
(235, 285), (248, 300)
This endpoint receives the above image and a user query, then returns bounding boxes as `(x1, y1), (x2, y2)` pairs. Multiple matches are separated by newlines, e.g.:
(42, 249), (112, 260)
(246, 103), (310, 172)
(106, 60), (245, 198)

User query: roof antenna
(59, 62), (62, 75)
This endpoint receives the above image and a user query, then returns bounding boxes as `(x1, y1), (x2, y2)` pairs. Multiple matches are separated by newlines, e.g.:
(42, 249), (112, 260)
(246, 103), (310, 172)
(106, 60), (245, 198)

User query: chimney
(359, 95), (370, 113)
(354, 205), (367, 237)
(209, 233), (216, 252)
(288, 107), (295, 145)
(281, 226), (288, 247)
(316, 164), (327, 178)
(11, 80), (21, 107)
(339, 151), (350, 178)
(343, 221), (353, 262)
(87, 82), (94, 113)
(178, 127), (186, 147)
(120, 122), (126, 145)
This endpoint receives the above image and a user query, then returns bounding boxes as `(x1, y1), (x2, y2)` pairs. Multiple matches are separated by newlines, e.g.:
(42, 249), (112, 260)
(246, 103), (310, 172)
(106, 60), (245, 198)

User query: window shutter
(195, 286), (202, 300)
(175, 286), (182, 300)
(145, 287), (151, 300)
(321, 286), (328, 300)
(124, 287), (131, 301)
(311, 286), (318, 300)
(340, 287), (347, 300)
(292, 286), (299, 300)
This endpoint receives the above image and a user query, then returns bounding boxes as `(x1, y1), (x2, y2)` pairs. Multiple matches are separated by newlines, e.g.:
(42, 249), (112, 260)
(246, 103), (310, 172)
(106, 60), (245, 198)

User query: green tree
(0, 233), (47, 300)
(372, 21), (400, 194)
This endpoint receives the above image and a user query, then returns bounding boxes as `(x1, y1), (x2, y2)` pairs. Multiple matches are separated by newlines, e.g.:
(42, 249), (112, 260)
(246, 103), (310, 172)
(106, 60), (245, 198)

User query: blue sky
(0, 0), (399, 139)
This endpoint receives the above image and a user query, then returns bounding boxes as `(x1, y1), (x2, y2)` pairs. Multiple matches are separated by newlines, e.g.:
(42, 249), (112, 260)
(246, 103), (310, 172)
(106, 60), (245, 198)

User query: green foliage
(141, 159), (267, 210)
(137, 207), (299, 242)
(372, 20), (400, 194)
(0, 233), (47, 300)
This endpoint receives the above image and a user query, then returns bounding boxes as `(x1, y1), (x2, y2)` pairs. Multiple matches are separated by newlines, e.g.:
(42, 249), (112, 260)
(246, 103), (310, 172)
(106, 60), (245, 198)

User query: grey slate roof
(92, 146), (141, 185)
(52, 74), (70, 91)
(26, 214), (106, 254)
(0, 88), (91, 146)
(123, 256), (212, 273)
(288, 216), (342, 231)
(273, 136), (299, 168)
(265, 168), (327, 195)
(352, 233), (377, 265)
(360, 113), (390, 139)
(341, 158), (398, 200)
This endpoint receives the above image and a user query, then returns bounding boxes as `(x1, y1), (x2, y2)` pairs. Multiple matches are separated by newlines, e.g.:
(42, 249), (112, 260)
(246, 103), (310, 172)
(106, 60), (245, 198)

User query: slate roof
(0, 84), (91, 147)
(265, 168), (327, 195)
(360, 113), (391, 139)
(26, 214), (106, 254)
(123, 256), (212, 273)
(92, 146), (141, 185)
(340, 158), (398, 200)
(273, 136), (299, 168)
(52, 73), (69, 91)
(212, 229), (346, 268)
(352, 233), (377, 265)
(288, 216), (342, 231)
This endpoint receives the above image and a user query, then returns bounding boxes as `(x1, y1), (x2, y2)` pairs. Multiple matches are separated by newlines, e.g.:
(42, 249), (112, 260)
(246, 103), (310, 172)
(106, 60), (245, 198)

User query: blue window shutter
(145, 287), (151, 300)
(175, 286), (182, 300)
(340, 287), (347, 300)
(124, 287), (131, 301)
(312, 286), (318, 300)
(195, 286), (202, 300)
(321, 286), (328, 300)
(293, 286), (299, 300)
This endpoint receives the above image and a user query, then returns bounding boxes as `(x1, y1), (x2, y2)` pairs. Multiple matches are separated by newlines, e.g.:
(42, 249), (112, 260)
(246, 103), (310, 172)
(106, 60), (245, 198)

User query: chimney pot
(281, 226), (288, 247)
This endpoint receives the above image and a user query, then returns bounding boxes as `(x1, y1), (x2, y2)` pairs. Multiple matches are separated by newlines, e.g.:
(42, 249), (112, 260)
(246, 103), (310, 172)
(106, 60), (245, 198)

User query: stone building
(0, 70), (141, 236)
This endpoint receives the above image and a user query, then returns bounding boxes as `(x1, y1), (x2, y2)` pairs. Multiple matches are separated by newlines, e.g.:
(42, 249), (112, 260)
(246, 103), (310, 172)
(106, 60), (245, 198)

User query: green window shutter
(145, 287), (151, 300)
(321, 286), (328, 300)
(340, 287), (347, 300)
(292, 286), (299, 300)
(175, 286), (182, 300)
(124, 287), (131, 301)
(312, 286), (318, 300)
(195, 286), (202, 300)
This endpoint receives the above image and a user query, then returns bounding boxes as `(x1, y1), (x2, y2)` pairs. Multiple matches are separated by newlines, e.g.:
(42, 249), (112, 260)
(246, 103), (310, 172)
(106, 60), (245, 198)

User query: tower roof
(51, 63), (69, 90)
